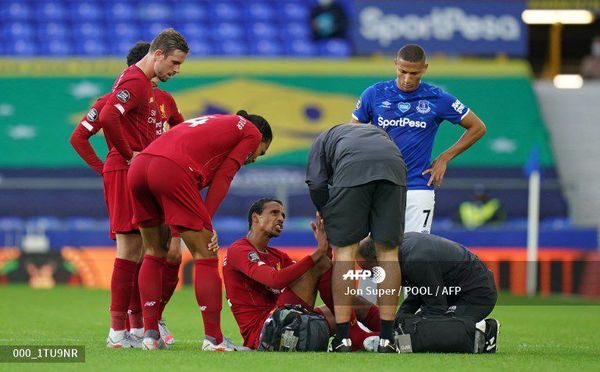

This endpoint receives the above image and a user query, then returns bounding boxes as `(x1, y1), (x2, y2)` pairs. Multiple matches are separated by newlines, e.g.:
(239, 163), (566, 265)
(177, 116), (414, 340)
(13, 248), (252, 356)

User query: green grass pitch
(0, 286), (599, 371)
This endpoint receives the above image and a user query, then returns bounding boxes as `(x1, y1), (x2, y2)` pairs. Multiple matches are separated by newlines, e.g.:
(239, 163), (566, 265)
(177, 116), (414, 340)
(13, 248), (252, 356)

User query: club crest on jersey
(116, 90), (130, 103)
(416, 100), (431, 114)
(398, 102), (410, 113)
(380, 101), (392, 108)
(248, 251), (260, 263)
(86, 108), (98, 122)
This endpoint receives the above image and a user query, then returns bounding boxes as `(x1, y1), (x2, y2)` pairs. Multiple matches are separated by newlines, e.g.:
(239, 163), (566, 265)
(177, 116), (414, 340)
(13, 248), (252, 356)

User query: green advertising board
(0, 58), (553, 168)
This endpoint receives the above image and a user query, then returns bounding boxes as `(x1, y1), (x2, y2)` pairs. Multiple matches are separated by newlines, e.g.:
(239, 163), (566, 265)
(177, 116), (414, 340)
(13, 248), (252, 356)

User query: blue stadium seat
(284, 39), (317, 57)
(250, 39), (283, 57)
(38, 39), (73, 56)
(211, 22), (244, 42)
(37, 22), (69, 41)
(138, 2), (172, 22)
(74, 22), (103, 40)
(186, 39), (213, 57)
(173, 2), (208, 22)
(245, 2), (276, 21)
(35, 1), (67, 21)
(26, 216), (64, 230)
(108, 22), (142, 41)
(0, 217), (25, 230)
(64, 217), (103, 230)
(278, 1), (309, 21)
(69, 1), (102, 21)
(109, 38), (142, 57)
(176, 23), (208, 41)
(141, 22), (171, 42)
(5, 39), (36, 56)
(105, 1), (136, 21)
(280, 22), (311, 41)
(318, 39), (351, 57)
(247, 21), (279, 40)
(209, 2), (242, 21)
(74, 38), (109, 56)
(3, 22), (35, 40)
(1, 1), (32, 21)
(213, 39), (249, 57)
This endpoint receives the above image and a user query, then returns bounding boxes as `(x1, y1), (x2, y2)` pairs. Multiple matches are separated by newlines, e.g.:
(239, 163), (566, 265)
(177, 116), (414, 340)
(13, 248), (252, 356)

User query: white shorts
(404, 190), (435, 234)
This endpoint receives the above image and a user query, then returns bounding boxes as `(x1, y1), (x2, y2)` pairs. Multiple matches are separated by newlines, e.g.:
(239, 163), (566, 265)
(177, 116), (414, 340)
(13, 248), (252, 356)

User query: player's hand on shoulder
(208, 229), (219, 253)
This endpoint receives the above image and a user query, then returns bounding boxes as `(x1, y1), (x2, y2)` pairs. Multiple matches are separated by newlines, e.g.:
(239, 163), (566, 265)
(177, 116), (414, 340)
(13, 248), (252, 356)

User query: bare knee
(166, 238), (182, 264)
(116, 233), (143, 261)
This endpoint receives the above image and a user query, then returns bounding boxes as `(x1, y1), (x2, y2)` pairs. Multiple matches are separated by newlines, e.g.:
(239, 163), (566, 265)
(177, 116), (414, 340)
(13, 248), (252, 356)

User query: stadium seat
(186, 39), (213, 57)
(108, 22), (142, 41)
(247, 21), (279, 40)
(278, 1), (309, 21)
(245, 2), (276, 21)
(280, 22), (311, 41)
(250, 39), (283, 57)
(1, 1), (32, 21)
(141, 22), (171, 42)
(35, 1), (68, 21)
(211, 22), (245, 42)
(176, 23), (209, 41)
(318, 39), (351, 57)
(209, 2), (242, 21)
(0, 217), (25, 230)
(38, 39), (73, 56)
(73, 22), (103, 40)
(173, 2), (208, 22)
(137, 2), (172, 22)
(5, 39), (36, 56)
(64, 217), (104, 231)
(69, 1), (103, 22)
(284, 39), (317, 57)
(74, 38), (109, 56)
(105, 2), (136, 21)
(213, 40), (249, 57)
(3, 22), (35, 40)
(25, 216), (64, 230)
(37, 22), (69, 41)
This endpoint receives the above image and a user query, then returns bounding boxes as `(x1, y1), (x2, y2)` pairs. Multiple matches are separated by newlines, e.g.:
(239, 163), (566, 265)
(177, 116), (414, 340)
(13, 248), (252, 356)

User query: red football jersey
(223, 238), (296, 347)
(70, 93), (111, 175)
(154, 88), (184, 135)
(101, 65), (157, 172)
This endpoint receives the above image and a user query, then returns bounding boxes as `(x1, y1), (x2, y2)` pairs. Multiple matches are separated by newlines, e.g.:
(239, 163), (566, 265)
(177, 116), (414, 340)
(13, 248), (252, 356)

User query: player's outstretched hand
(208, 229), (219, 252)
(310, 212), (331, 258)
(423, 156), (449, 187)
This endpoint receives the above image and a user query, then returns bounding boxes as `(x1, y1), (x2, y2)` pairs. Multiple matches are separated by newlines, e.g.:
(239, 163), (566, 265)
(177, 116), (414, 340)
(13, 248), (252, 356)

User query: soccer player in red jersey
(98, 29), (188, 348)
(128, 111), (273, 350)
(70, 40), (185, 347)
(223, 199), (382, 351)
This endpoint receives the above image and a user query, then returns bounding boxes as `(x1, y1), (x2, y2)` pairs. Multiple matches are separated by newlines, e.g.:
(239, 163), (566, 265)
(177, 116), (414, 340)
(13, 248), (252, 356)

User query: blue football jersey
(352, 80), (469, 190)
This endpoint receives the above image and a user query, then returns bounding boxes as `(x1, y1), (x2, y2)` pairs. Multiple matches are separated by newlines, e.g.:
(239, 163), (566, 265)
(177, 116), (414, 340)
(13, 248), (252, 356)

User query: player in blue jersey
(352, 44), (486, 234)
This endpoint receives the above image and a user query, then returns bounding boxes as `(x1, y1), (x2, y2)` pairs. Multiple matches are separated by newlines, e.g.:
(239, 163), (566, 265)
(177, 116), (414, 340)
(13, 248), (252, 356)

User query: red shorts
(248, 289), (314, 349)
(128, 154), (213, 232)
(103, 169), (138, 240)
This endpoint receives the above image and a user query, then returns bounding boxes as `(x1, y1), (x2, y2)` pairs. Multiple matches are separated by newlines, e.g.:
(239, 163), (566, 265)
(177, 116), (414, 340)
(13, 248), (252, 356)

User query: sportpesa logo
(377, 116), (427, 129)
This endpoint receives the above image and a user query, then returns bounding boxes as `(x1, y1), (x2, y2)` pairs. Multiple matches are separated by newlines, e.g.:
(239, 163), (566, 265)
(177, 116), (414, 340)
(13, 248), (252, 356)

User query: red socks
(159, 260), (181, 319)
(139, 255), (165, 333)
(127, 263), (143, 330)
(194, 258), (223, 344)
(110, 258), (137, 331)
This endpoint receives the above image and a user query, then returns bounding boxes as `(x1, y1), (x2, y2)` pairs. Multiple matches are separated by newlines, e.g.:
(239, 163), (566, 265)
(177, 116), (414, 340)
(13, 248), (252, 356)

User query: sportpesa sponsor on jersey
(377, 116), (427, 129)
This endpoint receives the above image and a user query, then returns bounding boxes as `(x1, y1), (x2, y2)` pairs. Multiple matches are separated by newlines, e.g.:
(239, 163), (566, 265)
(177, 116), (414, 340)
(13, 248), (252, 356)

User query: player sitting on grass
(223, 199), (382, 351)
(357, 232), (500, 353)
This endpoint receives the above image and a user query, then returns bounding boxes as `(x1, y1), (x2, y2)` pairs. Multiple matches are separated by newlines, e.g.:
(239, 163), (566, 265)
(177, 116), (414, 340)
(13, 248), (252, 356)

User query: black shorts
(321, 180), (406, 247)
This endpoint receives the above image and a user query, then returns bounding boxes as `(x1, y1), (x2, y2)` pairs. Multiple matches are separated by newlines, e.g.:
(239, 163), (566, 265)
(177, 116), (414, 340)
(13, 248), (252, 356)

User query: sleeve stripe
(80, 120), (94, 131)
(114, 103), (125, 115)
(460, 108), (471, 121)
